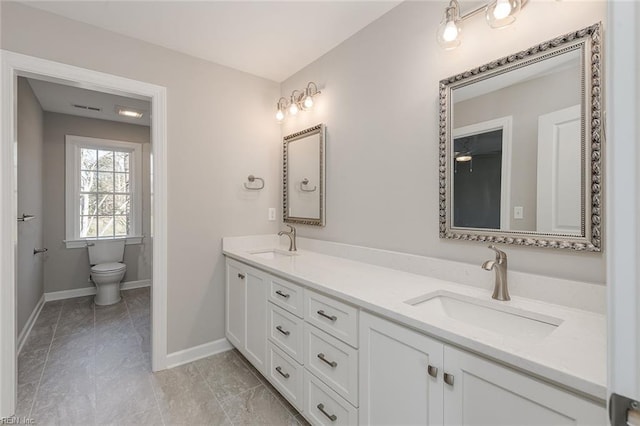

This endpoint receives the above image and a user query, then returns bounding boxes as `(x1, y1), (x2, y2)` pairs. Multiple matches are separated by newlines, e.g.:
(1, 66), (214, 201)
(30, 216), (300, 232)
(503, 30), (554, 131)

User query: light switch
(268, 208), (276, 221)
(514, 206), (524, 219)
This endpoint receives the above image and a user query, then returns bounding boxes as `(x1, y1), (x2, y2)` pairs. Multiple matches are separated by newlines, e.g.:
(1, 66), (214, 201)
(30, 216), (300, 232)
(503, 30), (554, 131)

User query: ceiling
(27, 78), (152, 126)
(21, 1), (402, 82)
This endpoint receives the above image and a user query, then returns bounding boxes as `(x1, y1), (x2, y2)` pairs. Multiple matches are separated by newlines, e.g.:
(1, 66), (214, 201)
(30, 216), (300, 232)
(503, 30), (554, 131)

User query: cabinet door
(359, 312), (444, 425)
(443, 346), (606, 426)
(244, 267), (267, 374)
(225, 260), (246, 349)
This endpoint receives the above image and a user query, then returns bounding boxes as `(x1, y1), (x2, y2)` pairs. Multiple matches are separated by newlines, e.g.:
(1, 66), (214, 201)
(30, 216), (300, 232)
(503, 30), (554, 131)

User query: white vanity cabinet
(360, 311), (605, 426)
(225, 258), (267, 374)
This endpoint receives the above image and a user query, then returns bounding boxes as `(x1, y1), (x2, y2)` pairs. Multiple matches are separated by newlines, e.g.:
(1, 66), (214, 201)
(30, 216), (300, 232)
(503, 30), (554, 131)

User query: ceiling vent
(72, 104), (102, 112)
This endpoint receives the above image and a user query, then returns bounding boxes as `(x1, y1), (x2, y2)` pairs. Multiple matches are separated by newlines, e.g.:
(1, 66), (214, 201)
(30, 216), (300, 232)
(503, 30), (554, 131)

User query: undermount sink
(405, 291), (563, 341)
(249, 249), (298, 260)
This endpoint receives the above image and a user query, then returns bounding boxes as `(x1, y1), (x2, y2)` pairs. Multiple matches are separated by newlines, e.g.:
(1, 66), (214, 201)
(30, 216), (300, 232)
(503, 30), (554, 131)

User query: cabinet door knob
(237, 273), (245, 279)
(427, 365), (438, 378)
(317, 403), (337, 422)
(317, 310), (337, 322)
(276, 325), (290, 336)
(444, 372), (454, 386)
(275, 366), (290, 379)
(275, 290), (290, 299)
(317, 353), (338, 368)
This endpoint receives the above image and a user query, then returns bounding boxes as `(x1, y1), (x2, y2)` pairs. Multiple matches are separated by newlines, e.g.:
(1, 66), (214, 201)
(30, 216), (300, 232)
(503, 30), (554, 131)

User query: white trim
(0, 50), (169, 417)
(64, 235), (143, 249)
(453, 116), (513, 230)
(166, 338), (233, 369)
(16, 295), (45, 355)
(607, 0), (640, 403)
(44, 279), (151, 302)
(65, 135), (143, 243)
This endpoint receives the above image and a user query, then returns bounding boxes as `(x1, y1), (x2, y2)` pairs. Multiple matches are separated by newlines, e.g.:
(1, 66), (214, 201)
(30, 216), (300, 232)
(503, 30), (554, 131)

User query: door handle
(275, 366), (290, 379)
(237, 273), (245, 279)
(33, 248), (48, 255)
(427, 365), (438, 378)
(444, 372), (454, 386)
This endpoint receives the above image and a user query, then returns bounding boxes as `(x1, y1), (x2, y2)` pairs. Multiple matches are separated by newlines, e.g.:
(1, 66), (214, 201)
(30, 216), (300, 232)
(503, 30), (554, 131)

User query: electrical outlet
(514, 206), (524, 219)
(268, 207), (276, 221)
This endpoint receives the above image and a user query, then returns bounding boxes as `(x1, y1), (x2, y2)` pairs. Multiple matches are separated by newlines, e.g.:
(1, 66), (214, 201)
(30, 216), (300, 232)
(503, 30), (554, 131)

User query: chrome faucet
(278, 225), (297, 252)
(481, 245), (510, 301)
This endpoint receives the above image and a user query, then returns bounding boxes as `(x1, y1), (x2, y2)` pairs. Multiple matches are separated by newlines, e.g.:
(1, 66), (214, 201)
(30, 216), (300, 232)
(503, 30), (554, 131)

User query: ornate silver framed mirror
(283, 124), (326, 226)
(439, 23), (602, 251)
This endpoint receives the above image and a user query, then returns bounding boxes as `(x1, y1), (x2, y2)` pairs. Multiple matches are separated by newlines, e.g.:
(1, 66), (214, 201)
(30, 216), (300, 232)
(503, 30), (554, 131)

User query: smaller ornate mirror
(283, 124), (325, 226)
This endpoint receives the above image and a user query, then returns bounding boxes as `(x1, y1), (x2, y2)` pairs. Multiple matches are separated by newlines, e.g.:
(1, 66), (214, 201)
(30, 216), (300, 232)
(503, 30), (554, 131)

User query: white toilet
(88, 240), (127, 306)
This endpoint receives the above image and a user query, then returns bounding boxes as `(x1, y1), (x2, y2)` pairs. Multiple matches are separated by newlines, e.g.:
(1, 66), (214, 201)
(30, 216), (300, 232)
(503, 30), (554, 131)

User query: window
(65, 135), (142, 248)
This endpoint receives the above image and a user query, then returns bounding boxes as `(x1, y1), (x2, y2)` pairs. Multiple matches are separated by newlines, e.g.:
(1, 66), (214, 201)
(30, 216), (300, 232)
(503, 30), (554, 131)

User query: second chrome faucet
(481, 244), (510, 301)
(278, 224), (297, 252)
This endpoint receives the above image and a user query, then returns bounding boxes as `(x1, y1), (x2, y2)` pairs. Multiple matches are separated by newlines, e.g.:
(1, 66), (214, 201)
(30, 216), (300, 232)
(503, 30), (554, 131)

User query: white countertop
(223, 238), (606, 402)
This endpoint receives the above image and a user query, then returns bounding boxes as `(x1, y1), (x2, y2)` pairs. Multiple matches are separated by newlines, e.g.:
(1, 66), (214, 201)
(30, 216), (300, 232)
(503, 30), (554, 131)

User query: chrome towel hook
(244, 175), (264, 190)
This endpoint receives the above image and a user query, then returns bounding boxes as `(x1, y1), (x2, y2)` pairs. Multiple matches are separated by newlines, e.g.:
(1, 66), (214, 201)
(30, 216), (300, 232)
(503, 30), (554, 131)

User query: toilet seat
(91, 262), (126, 274)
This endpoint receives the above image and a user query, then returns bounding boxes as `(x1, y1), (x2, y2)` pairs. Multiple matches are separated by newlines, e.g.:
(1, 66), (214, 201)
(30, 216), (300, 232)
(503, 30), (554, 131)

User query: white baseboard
(44, 279), (151, 302)
(17, 294), (45, 355)
(166, 338), (233, 369)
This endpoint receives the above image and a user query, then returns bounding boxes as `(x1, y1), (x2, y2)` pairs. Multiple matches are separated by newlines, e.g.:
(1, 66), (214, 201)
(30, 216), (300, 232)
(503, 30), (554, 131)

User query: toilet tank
(87, 240), (125, 265)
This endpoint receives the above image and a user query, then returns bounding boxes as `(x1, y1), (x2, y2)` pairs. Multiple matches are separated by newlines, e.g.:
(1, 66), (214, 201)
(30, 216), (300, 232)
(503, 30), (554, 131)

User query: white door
(244, 268), (266, 373)
(225, 260), (246, 349)
(536, 105), (582, 234)
(607, 1), (640, 423)
(359, 312), (444, 425)
(443, 345), (605, 426)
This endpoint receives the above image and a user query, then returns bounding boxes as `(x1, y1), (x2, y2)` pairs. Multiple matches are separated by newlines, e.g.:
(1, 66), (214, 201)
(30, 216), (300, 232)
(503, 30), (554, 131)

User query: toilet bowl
(88, 240), (127, 306)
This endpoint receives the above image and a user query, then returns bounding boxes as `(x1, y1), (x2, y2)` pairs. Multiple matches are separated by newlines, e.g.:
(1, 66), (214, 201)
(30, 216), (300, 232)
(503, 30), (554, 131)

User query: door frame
(0, 50), (169, 417)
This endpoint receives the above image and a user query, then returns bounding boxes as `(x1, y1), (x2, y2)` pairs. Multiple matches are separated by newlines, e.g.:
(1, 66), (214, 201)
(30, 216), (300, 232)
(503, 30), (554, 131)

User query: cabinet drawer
(305, 290), (358, 347)
(269, 277), (304, 318)
(304, 324), (358, 407)
(267, 341), (304, 412)
(268, 302), (304, 364)
(304, 370), (358, 426)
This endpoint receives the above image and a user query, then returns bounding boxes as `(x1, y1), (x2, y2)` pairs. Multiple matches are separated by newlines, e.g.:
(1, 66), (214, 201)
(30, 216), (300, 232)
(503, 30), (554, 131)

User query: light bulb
(493, 0), (512, 20)
(289, 103), (299, 116)
(442, 20), (459, 42)
(275, 109), (284, 121)
(486, 0), (521, 29)
(303, 95), (314, 109)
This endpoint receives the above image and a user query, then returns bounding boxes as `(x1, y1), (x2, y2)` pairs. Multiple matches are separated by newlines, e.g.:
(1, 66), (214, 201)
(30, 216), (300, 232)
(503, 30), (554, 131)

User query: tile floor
(16, 288), (307, 425)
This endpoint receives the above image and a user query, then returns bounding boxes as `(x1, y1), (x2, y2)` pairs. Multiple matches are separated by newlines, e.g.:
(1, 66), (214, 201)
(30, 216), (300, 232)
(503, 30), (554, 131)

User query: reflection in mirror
(439, 23), (602, 251)
(283, 124), (325, 226)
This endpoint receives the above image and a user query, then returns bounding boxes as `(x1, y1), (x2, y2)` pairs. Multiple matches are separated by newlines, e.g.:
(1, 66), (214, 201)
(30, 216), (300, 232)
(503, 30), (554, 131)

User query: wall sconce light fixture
(276, 82), (321, 122)
(436, 0), (525, 50)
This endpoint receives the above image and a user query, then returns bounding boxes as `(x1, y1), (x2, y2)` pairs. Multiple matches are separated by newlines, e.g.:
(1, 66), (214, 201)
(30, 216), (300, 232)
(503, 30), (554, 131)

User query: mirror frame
(438, 23), (602, 252)
(283, 123), (326, 226)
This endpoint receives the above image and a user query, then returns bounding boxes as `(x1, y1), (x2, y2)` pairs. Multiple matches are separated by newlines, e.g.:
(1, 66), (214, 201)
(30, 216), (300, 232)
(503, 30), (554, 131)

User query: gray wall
(454, 65), (581, 231)
(17, 77), (44, 334)
(281, 1), (606, 284)
(1, 2), (281, 353)
(42, 112), (151, 293)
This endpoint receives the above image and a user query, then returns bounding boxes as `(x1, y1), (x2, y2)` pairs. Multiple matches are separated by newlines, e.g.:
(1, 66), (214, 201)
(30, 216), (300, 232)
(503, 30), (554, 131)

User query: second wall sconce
(276, 82), (321, 122)
(437, 0), (526, 50)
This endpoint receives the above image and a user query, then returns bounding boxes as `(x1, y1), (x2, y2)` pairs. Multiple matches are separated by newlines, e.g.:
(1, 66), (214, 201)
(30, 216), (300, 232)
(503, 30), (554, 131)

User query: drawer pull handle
(317, 353), (337, 368)
(275, 366), (290, 379)
(317, 403), (337, 422)
(427, 365), (438, 378)
(237, 273), (245, 279)
(275, 290), (290, 299)
(276, 325), (290, 336)
(317, 310), (337, 322)
(444, 372), (454, 386)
